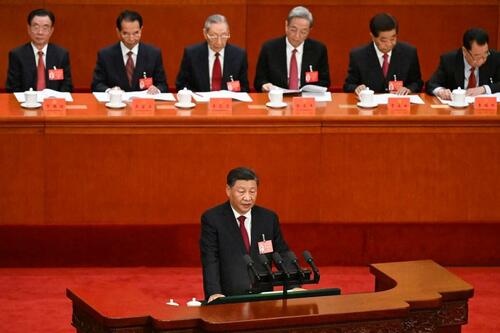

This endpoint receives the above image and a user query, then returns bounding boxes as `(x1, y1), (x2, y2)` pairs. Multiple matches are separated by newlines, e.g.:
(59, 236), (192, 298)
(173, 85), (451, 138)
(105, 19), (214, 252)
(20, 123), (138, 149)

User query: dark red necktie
(467, 67), (476, 89)
(36, 51), (46, 91)
(289, 49), (299, 90)
(382, 53), (389, 78)
(238, 216), (250, 253)
(211, 52), (222, 91)
(126, 51), (134, 87)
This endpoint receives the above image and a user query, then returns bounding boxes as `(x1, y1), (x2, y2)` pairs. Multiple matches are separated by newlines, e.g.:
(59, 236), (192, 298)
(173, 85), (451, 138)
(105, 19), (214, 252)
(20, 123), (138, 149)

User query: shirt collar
(230, 205), (251, 222)
(463, 55), (475, 71)
(373, 42), (392, 59)
(208, 45), (225, 58)
(31, 43), (48, 55)
(120, 42), (139, 56)
(286, 37), (304, 54)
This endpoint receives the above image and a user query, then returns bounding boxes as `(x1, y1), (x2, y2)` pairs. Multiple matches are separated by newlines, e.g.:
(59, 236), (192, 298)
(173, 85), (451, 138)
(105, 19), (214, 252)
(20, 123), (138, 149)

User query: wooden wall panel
(1, 1), (499, 91)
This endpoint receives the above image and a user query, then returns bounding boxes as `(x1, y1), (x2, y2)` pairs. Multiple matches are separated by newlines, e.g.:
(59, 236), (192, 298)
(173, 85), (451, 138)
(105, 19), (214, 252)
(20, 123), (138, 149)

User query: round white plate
(20, 102), (41, 109)
(357, 102), (378, 108)
(448, 101), (468, 108)
(266, 101), (287, 108)
(174, 102), (196, 109)
(105, 102), (126, 109)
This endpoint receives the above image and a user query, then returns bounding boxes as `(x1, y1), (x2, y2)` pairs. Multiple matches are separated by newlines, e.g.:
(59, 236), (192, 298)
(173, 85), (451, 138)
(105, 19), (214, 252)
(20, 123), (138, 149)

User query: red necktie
(382, 53), (389, 78)
(126, 51), (134, 87)
(467, 67), (476, 89)
(36, 51), (46, 91)
(238, 216), (250, 253)
(211, 52), (222, 91)
(289, 49), (299, 90)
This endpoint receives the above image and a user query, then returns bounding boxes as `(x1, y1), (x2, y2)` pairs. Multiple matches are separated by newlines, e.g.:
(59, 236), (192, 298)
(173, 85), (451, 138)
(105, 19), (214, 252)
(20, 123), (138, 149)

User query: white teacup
(177, 88), (192, 105)
(451, 88), (466, 105)
(268, 89), (283, 104)
(108, 89), (123, 105)
(359, 89), (374, 105)
(25, 89), (38, 105)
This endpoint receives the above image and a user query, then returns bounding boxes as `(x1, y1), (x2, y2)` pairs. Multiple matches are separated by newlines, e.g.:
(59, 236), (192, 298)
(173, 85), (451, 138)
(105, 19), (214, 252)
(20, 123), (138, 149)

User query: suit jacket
(254, 36), (330, 92)
(91, 42), (168, 92)
(200, 201), (290, 300)
(6, 43), (72, 93)
(175, 42), (249, 92)
(425, 48), (500, 95)
(343, 42), (423, 93)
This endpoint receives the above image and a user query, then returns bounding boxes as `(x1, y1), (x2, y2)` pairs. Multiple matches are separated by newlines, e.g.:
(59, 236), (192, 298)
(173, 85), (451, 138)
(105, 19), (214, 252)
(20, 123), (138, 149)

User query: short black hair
(227, 167), (259, 187)
(116, 10), (143, 30)
(369, 13), (398, 37)
(463, 28), (489, 50)
(27, 8), (55, 26)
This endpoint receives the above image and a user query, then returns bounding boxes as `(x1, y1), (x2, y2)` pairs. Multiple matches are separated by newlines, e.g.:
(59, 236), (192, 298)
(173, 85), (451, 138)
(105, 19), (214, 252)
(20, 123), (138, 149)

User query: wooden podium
(66, 260), (473, 333)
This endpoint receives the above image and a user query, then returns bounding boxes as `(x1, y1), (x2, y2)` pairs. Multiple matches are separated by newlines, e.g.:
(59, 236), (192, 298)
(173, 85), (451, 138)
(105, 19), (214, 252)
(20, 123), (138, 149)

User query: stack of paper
(92, 91), (176, 102)
(190, 90), (253, 102)
(14, 89), (73, 102)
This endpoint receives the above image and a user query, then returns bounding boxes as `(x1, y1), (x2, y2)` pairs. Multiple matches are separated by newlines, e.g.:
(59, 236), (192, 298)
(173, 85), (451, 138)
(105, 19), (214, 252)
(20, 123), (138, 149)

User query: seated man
(343, 13), (422, 95)
(254, 6), (330, 92)
(200, 167), (292, 303)
(6, 8), (72, 92)
(426, 28), (500, 99)
(91, 10), (168, 93)
(175, 14), (249, 92)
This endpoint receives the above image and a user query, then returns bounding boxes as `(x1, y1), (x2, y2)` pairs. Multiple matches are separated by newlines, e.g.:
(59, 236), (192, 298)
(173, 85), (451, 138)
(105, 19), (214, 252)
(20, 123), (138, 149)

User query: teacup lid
(178, 87), (192, 94)
(452, 87), (465, 94)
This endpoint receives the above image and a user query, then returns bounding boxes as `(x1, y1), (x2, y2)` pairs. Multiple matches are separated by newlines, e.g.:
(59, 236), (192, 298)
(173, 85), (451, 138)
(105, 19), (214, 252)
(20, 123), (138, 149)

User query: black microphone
(303, 250), (319, 274)
(272, 252), (290, 279)
(288, 250), (306, 279)
(259, 254), (275, 279)
(243, 254), (261, 281)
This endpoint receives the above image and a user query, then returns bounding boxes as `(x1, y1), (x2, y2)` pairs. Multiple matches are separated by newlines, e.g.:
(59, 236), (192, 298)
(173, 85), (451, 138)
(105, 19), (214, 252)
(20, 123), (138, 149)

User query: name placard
(387, 97), (410, 115)
(208, 97), (232, 115)
(131, 98), (155, 116)
(292, 97), (315, 115)
(474, 97), (497, 115)
(43, 98), (66, 116)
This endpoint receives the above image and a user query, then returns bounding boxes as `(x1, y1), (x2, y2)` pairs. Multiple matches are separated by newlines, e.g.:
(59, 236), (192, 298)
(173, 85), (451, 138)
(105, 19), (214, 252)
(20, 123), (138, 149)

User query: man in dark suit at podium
(6, 8), (72, 92)
(254, 6), (330, 92)
(175, 14), (249, 92)
(91, 10), (168, 93)
(200, 167), (292, 303)
(426, 28), (500, 100)
(343, 13), (423, 95)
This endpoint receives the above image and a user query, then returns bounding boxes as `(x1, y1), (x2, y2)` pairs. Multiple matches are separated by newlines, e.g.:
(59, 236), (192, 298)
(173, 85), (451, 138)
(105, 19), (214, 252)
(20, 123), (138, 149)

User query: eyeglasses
(30, 24), (52, 33)
(206, 34), (230, 41)
(286, 26), (310, 37)
(465, 48), (490, 62)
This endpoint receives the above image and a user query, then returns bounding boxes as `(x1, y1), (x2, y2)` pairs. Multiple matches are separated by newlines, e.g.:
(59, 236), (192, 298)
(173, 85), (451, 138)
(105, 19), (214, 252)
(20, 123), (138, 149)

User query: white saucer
(20, 102), (41, 109)
(266, 101), (287, 108)
(448, 101), (468, 108)
(357, 101), (378, 108)
(174, 102), (195, 109)
(105, 102), (126, 109)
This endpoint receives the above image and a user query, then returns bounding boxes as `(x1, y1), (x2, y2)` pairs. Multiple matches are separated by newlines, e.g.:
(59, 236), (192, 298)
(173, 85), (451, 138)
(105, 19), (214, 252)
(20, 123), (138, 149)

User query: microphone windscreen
(272, 252), (283, 264)
(303, 250), (313, 262)
(243, 254), (253, 265)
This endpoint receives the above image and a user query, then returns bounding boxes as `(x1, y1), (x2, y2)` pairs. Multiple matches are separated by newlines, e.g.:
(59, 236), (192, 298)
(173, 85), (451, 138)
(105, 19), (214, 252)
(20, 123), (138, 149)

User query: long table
(1, 93), (500, 266)
(66, 260), (474, 332)
(1, 93), (499, 226)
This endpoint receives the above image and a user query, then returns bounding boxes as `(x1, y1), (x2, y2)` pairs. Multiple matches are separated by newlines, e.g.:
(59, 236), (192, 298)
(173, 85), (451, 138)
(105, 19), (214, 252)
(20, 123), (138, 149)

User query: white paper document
(302, 92), (332, 102)
(275, 84), (328, 95)
(14, 89), (73, 102)
(373, 94), (425, 105)
(190, 90), (253, 102)
(92, 91), (176, 102)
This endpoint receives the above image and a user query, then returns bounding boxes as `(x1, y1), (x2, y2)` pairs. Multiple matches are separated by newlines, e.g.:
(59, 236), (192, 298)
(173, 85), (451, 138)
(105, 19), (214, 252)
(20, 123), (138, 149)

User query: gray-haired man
(254, 6), (330, 92)
(175, 14), (249, 92)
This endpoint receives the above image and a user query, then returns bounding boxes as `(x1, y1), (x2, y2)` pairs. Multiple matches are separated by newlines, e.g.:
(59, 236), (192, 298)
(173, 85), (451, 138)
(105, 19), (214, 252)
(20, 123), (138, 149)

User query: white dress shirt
(208, 46), (225, 91)
(230, 206), (252, 244)
(31, 43), (48, 67)
(286, 38), (304, 83)
(120, 42), (139, 67)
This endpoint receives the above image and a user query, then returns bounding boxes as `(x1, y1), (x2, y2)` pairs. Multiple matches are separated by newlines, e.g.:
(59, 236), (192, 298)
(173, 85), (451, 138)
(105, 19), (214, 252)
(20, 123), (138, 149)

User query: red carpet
(0, 266), (498, 332)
